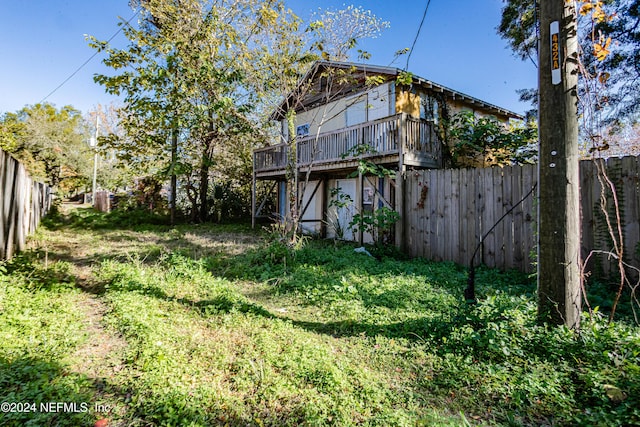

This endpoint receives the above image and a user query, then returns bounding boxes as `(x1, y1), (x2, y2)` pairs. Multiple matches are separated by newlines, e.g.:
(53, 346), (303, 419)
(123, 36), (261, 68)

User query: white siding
(285, 82), (394, 140)
(299, 180), (323, 234)
(346, 95), (367, 127)
(367, 83), (391, 121)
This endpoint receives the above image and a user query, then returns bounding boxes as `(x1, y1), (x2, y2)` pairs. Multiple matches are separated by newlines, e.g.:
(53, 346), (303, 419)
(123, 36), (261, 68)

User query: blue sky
(0, 1), (537, 116)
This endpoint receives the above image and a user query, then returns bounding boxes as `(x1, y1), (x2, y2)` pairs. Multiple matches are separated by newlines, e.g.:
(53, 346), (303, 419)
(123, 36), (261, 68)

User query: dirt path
(72, 292), (127, 380)
(36, 204), (131, 421)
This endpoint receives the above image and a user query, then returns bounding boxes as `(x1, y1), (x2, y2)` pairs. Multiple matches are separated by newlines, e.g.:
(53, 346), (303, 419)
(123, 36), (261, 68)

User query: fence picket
(443, 168), (453, 262)
(501, 166), (514, 270)
(458, 169), (468, 265)
(429, 169), (440, 261)
(511, 165), (524, 270)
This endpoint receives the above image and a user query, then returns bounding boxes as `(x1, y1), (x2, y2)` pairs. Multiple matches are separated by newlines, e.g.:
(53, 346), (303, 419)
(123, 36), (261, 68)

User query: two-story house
(252, 61), (522, 246)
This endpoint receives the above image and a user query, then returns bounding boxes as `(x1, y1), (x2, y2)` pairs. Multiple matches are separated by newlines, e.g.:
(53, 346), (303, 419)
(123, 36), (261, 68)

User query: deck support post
(251, 152), (256, 229)
(357, 170), (364, 245)
(396, 114), (407, 251)
(320, 177), (328, 238)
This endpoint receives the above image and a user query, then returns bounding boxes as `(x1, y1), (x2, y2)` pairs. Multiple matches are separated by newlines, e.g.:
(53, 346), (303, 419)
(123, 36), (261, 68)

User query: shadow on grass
(38, 203), (541, 342)
(0, 355), (258, 427)
(0, 357), (102, 427)
(105, 273), (277, 320)
(102, 270), (459, 343)
(288, 315), (454, 341)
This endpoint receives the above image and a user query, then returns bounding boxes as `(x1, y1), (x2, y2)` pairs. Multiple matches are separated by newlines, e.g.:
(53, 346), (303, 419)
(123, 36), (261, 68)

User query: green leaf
(396, 71), (413, 86)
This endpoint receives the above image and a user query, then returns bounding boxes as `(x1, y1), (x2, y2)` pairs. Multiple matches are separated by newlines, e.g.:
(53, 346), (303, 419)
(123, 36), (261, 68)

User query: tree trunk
(199, 145), (210, 223)
(537, 0), (581, 328)
(170, 127), (178, 225)
(186, 181), (198, 222)
(285, 110), (298, 236)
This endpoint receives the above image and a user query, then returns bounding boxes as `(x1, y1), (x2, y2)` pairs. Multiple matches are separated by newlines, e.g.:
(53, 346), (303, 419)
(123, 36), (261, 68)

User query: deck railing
(254, 142), (288, 172)
(254, 113), (440, 173)
(298, 114), (401, 165)
(405, 115), (442, 162)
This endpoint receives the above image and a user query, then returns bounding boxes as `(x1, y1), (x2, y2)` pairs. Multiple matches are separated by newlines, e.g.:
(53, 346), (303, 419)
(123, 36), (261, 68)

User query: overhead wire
(405, 0), (432, 70)
(39, 8), (140, 104)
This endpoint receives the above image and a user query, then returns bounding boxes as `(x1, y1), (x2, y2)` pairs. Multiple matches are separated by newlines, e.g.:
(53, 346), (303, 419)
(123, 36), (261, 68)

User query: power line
(405, 0), (432, 70)
(39, 9), (140, 105)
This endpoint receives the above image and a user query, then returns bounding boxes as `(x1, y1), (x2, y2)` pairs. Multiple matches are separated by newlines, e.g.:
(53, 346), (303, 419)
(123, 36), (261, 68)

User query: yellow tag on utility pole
(550, 21), (561, 85)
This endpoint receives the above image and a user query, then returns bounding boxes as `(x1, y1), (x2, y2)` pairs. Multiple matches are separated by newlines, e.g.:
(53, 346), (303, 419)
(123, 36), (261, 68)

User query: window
(422, 96), (439, 124)
(346, 96), (367, 127)
(363, 186), (374, 213)
(319, 74), (331, 92)
(432, 100), (439, 124)
(296, 123), (310, 138)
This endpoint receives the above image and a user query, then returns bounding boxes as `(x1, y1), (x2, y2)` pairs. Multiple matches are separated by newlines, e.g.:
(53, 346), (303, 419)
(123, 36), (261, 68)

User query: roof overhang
(271, 60), (524, 121)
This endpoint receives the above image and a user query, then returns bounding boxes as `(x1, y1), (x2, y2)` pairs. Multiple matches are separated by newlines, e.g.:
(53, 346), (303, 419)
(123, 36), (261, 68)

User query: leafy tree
(581, 0), (640, 119)
(91, 0), (307, 222)
(447, 110), (538, 167)
(90, 1), (391, 228)
(498, 0), (640, 122)
(498, 0), (539, 66)
(601, 122), (640, 157)
(0, 113), (26, 153)
(89, 2), (190, 217)
(0, 104), (92, 191)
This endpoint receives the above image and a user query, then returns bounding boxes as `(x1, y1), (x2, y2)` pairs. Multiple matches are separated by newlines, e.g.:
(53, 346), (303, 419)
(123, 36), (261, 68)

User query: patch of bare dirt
(72, 293), (127, 379)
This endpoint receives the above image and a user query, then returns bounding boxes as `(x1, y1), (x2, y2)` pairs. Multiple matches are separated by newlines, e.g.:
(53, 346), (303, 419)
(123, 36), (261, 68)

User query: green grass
(0, 260), (96, 426)
(0, 204), (639, 426)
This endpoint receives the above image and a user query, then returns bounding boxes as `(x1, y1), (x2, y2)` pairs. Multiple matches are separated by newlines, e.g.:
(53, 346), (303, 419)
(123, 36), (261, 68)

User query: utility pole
(537, 0), (581, 328)
(92, 114), (100, 206)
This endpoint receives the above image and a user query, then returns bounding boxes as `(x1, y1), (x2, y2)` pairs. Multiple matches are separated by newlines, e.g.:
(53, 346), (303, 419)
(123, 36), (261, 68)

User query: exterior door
(328, 178), (356, 241)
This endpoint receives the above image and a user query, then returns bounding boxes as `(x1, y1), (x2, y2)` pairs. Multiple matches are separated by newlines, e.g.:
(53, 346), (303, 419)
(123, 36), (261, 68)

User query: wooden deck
(254, 113), (441, 179)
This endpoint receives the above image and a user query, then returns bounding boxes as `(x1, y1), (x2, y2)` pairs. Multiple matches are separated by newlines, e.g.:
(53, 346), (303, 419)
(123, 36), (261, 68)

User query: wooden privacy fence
(404, 156), (640, 275)
(0, 149), (52, 260)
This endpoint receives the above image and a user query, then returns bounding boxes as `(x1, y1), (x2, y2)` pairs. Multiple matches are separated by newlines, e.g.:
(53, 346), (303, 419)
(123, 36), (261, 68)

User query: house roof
(271, 60), (524, 121)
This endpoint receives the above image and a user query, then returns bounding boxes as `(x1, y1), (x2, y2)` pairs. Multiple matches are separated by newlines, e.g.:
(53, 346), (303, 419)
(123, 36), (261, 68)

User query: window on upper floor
(296, 123), (310, 138)
(421, 95), (439, 124)
(346, 96), (367, 127)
